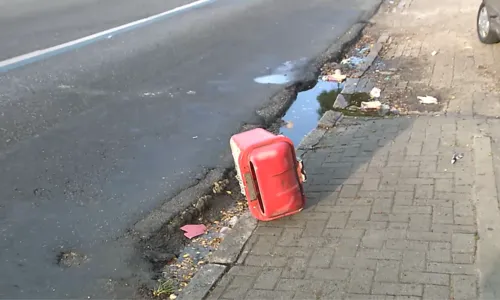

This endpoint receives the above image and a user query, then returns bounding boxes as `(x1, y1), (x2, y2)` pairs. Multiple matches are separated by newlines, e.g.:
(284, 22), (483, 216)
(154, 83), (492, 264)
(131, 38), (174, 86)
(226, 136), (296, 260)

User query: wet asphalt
(0, 0), (380, 298)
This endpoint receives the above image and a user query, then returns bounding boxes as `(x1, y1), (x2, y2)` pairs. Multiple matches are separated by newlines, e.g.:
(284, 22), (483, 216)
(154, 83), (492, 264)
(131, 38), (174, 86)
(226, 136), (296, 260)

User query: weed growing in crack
(152, 279), (174, 298)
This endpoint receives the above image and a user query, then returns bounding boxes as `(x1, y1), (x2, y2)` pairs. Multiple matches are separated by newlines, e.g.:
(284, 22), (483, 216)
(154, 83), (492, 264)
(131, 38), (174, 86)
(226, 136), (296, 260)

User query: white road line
(0, 0), (213, 72)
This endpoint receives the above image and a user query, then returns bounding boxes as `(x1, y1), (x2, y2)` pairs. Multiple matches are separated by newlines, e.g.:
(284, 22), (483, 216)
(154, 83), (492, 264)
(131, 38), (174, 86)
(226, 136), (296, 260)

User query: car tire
(477, 2), (500, 44)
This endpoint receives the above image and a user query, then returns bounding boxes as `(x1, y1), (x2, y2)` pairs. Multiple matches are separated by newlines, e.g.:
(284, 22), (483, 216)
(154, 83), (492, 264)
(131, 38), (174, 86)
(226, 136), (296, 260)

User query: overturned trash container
(230, 128), (306, 221)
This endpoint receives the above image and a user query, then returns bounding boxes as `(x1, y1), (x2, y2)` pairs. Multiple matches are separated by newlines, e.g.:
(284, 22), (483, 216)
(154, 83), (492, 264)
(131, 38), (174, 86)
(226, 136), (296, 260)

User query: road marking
(0, 0), (214, 73)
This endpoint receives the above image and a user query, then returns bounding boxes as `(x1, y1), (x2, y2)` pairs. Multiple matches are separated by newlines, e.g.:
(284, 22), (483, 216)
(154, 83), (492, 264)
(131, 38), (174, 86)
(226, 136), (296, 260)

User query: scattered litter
(321, 69), (346, 82)
(187, 90), (196, 95)
(170, 294), (177, 300)
(431, 50), (439, 56)
(361, 100), (382, 111)
(192, 136), (198, 139)
(418, 96), (438, 104)
(370, 87), (381, 98)
(341, 56), (364, 67)
(180, 224), (207, 239)
(451, 153), (464, 164)
(358, 46), (371, 55)
(212, 180), (229, 194)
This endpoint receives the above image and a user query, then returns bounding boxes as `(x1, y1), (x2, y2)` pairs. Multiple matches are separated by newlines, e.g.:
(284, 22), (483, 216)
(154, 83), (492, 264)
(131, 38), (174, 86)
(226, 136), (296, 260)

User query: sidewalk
(202, 0), (500, 299)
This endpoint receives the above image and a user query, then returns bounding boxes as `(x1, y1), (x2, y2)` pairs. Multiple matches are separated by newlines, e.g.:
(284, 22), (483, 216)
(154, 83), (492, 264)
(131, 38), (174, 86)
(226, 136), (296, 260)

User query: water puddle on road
(280, 80), (343, 146)
(254, 74), (290, 84)
(253, 58), (308, 85)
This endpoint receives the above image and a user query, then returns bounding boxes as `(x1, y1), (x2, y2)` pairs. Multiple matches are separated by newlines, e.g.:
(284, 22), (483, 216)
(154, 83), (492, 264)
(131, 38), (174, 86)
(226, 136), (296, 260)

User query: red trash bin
(230, 128), (306, 221)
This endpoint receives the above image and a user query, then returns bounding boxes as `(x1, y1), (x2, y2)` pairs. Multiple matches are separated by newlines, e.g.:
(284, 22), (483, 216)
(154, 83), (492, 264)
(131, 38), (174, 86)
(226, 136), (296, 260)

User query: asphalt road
(0, 0), (380, 298)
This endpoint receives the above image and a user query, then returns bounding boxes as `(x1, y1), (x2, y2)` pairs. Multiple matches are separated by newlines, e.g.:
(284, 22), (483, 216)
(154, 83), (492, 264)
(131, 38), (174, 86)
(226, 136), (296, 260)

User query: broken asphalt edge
(174, 2), (384, 299)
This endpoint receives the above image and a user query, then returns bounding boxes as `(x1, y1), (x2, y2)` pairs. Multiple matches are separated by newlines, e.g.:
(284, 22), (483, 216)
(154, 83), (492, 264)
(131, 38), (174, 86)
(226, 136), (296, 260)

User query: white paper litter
(417, 95), (438, 104)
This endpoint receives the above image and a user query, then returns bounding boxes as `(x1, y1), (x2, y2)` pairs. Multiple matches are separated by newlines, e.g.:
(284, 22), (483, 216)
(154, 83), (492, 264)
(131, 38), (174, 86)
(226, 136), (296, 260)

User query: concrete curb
(134, 168), (228, 240)
(473, 135), (500, 299)
(175, 2), (384, 298)
(208, 212), (258, 265)
(177, 264), (227, 300)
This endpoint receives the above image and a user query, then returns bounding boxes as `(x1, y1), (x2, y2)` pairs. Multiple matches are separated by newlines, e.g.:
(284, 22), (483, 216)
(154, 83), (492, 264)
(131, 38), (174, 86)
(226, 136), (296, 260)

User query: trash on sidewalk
(418, 95), (438, 104)
(187, 90), (196, 95)
(431, 50), (439, 56)
(361, 100), (382, 111)
(451, 153), (464, 164)
(230, 128), (305, 221)
(341, 56), (364, 67)
(370, 87), (381, 98)
(180, 224), (207, 239)
(321, 69), (346, 82)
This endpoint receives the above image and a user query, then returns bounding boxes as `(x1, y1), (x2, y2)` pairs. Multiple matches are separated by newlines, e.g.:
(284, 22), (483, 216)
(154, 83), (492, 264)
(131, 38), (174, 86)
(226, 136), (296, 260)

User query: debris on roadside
(180, 224), (207, 239)
(361, 100), (382, 111)
(418, 95), (438, 104)
(370, 87), (381, 98)
(161, 185), (248, 299)
(431, 50), (439, 56)
(451, 153), (464, 164)
(358, 46), (371, 55)
(322, 69), (346, 82)
(212, 179), (229, 194)
(152, 279), (175, 298)
(341, 56), (364, 68)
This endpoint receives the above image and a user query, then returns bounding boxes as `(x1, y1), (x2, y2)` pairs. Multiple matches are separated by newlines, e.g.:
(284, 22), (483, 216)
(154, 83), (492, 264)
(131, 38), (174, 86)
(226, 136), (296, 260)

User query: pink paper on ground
(180, 224), (207, 239)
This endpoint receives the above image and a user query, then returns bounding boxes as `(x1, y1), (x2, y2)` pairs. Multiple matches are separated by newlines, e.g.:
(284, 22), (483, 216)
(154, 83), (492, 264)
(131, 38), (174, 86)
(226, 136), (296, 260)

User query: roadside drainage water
(280, 80), (343, 146)
(253, 58), (308, 85)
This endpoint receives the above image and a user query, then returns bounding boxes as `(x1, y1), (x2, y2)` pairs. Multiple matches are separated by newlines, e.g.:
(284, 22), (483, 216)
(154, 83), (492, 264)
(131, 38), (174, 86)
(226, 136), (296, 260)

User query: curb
(176, 2), (385, 299)
(473, 136), (500, 299)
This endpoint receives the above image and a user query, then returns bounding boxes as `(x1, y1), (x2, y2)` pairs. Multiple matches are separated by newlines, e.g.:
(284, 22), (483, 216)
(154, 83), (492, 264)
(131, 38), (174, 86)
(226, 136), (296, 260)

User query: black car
(478, 0), (500, 43)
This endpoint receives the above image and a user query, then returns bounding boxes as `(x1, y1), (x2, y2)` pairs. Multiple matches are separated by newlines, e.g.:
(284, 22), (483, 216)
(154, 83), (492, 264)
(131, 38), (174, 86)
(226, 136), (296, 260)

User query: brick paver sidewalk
(203, 0), (500, 299)
(208, 116), (484, 300)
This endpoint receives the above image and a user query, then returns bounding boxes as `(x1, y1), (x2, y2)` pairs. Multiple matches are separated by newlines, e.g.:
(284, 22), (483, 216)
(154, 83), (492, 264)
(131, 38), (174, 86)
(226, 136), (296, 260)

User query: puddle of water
(280, 80), (343, 146)
(254, 58), (308, 85)
(254, 74), (290, 84)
